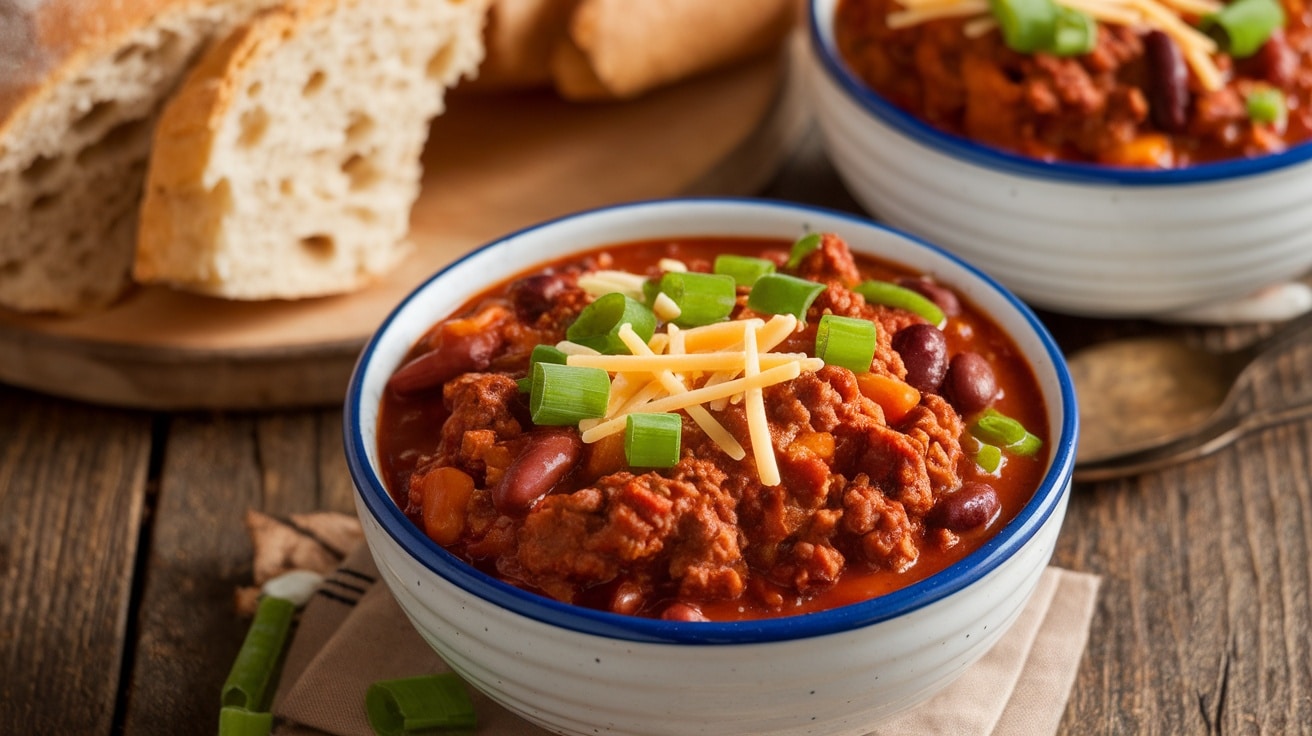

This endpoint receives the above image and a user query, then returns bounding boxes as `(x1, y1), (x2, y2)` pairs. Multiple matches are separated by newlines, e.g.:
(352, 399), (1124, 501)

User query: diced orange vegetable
(583, 431), (627, 480)
(857, 373), (921, 425)
(416, 466), (476, 545)
(1099, 134), (1174, 168)
(794, 431), (835, 460)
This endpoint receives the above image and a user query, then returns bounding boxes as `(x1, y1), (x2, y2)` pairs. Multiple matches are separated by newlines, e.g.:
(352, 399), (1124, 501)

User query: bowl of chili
(344, 198), (1078, 735)
(808, 0), (1312, 317)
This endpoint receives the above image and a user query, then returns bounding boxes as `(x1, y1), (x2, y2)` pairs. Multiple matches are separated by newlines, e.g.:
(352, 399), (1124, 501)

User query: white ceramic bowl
(807, 0), (1312, 318)
(344, 198), (1078, 736)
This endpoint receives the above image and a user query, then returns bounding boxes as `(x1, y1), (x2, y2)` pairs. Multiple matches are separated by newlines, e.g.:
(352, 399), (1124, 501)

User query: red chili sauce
(376, 234), (1049, 621)
(835, 0), (1312, 166)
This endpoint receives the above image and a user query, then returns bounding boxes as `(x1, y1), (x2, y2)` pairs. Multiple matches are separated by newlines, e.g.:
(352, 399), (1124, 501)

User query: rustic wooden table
(4, 129), (1311, 735)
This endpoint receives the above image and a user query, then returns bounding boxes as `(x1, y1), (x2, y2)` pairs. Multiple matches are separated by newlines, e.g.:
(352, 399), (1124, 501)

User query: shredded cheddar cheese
(564, 312), (821, 485)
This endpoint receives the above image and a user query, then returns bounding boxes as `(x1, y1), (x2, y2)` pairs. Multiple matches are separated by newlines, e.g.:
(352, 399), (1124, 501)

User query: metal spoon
(1073, 395), (1312, 482)
(1068, 307), (1312, 467)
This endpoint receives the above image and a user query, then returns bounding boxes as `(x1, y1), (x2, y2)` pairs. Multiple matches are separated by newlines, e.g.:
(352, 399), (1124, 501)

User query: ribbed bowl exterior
(807, 0), (1312, 317)
(358, 486), (1068, 736)
(345, 198), (1078, 736)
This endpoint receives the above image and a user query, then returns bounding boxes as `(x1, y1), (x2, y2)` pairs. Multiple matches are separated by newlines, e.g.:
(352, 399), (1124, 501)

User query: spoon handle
(1074, 397), (1312, 483)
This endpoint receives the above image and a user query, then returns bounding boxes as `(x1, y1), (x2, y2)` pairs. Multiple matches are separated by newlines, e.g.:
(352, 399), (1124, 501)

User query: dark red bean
(493, 429), (583, 514)
(387, 329), (502, 395)
(1144, 30), (1190, 133)
(943, 352), (998, 414)
(510, 273), (569, 321)
(892, 323), (949, 393)
(928, 482), (1001, 532)
(896, 276), (961, 317)
(1255, 30), (1295, 87)
(660, 602), (709, 622)
(610, 581), (645, 616)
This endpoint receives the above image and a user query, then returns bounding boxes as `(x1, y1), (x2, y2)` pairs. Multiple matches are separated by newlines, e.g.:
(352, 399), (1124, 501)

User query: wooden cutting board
(0, 50), (808, 410)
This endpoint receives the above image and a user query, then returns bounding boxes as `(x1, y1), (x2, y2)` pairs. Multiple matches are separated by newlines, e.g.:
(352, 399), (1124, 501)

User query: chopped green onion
(1051, 7), (1097, 55)
(1008, 430), (1044, 456)
(815, 314), (877, 373)
(970, 408), (1043, 456)
(530, 362), (609, 426)
(714, 254), (776, 287)
(747, 273), (826, 322)
(657, 271), (737, 327)
(975, 443), (1003, 474)
(970, 408), (1028, 446)
(785, 233), (822, 270)
(365, 673), (477, 736)
(1204, 0), (1285, 58)
(1246, 86), (1287, 126)
(221, 596), (296, 711)
(219, 707), (273, 736)
(566, 292), (657, 354)
(854, 280), (947, 327)
(625, 412), (683, 467)
(990, 0), (1057, 53)
(517, 344), (569, 393)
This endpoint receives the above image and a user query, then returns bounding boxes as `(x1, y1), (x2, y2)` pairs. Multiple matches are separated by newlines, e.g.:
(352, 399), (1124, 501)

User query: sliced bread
(135, 0), (490, 300)
(0, 0), (278, 313)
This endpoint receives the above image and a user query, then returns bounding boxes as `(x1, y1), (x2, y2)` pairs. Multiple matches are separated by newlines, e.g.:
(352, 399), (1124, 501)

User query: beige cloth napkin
(271, 544), (1100, 736)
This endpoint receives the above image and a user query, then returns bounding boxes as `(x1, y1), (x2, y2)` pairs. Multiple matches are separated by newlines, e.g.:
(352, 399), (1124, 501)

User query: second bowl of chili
(808, 0), (1312, 317)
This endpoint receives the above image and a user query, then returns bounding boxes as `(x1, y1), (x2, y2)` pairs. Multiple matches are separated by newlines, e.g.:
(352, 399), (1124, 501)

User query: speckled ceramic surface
(807, 0), (1312, 318)
(344, 198), (1078, 735)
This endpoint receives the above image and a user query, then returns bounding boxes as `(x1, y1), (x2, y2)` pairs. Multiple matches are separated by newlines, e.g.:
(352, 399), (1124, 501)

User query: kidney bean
(896, 276), (961, 317)
(387, 328), (503, 395)
(1255, 30), (1295, 87)
(928, 482), (1001, 532)
(943, 352), (998, 414)
(660, 602), (709, 622)
(610, 581), (645, 616)
(510, 273), (569, 321)
(892, 323), (948, 393)
(493, 429), (583, 514)
(1144, 30), (1189, 133)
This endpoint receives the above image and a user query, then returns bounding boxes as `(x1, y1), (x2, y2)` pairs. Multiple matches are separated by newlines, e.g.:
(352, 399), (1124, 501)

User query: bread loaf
(0, 0), (278, 313)
(134, 0), (490, 300)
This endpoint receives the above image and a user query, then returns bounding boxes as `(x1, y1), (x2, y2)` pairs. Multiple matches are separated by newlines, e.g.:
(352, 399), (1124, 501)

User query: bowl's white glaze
(345, 198), (1078, 735)
(807, 0), (1312, 317)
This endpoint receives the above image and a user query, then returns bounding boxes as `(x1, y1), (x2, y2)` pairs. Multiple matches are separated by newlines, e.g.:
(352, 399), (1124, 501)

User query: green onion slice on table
(366, 673), (477, 736)
(219, 595), (296, 736)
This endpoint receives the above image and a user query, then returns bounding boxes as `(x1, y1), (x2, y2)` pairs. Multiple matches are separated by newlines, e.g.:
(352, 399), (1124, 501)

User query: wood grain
(0, 385), (152, 734)
(121, 408), (353, 734)
(1054, 342), (1312, 734)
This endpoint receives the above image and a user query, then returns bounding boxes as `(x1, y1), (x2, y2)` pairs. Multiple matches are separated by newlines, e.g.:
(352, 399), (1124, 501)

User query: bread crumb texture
(0, 0), (279, 313)
(135, 0), (490, 301)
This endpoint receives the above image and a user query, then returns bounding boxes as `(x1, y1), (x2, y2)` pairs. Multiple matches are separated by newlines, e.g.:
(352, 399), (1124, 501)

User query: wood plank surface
(0, 385), (153, 734)
(121, 409), (354, 735)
